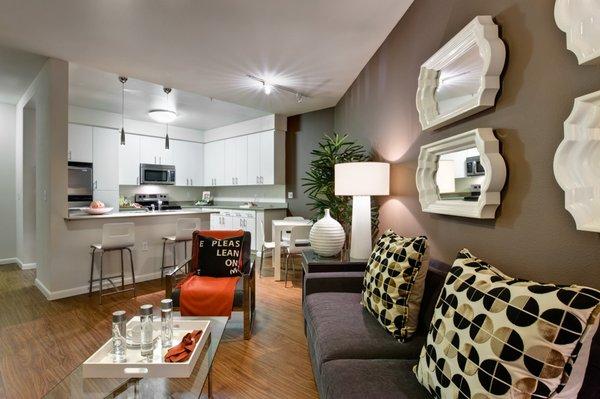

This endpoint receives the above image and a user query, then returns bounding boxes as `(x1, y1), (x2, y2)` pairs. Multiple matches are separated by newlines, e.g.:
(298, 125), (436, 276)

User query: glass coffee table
(44, 316), (227, 399)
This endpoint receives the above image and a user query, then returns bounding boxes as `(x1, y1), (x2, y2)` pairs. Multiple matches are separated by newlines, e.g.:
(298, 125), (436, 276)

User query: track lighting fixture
(247, 74), (308, 102)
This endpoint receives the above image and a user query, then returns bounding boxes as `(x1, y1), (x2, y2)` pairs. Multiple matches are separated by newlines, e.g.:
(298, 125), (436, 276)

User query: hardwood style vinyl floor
(0, 261), (318, 399)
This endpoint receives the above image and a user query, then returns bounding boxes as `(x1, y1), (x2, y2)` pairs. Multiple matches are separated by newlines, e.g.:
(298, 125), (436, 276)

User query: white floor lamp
(335, 162), (390, 259)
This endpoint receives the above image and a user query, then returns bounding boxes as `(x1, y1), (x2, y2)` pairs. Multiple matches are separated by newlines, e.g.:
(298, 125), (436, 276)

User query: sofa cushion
(304, 292), (426, 377)
(362, 229), (429, 341)
(320, 359), (430, 399)
(415, 249), (600, 399)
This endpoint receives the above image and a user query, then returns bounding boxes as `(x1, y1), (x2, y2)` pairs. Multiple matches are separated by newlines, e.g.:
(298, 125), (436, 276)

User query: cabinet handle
(136, 176), (139, 185)
(186, 178), (189, 185)
(94, 180), (97, 190)
(68, 150), (71, 161)
(236, 177), (239, 185)
(261, 176), (264, 184)
(256, 176), (259, 184)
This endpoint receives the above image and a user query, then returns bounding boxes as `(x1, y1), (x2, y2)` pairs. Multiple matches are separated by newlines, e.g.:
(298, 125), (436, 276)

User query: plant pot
(309, 209), (345, 257)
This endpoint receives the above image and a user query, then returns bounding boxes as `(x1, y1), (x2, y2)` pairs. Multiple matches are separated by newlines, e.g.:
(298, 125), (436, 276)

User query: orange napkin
(164, 330), (203, 363)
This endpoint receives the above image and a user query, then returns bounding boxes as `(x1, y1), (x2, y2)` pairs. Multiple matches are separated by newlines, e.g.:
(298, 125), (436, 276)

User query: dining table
(271, 219), (313, 281)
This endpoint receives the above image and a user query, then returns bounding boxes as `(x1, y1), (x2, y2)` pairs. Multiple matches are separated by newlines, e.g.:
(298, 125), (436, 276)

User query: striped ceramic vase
(309, 209), (345, 257)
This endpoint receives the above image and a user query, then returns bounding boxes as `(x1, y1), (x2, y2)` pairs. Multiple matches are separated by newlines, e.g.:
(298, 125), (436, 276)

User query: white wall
(0, 102), (17, 263)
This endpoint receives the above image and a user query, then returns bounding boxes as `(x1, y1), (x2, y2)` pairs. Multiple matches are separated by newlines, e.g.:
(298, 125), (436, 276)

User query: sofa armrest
(304, 271), (364, 298)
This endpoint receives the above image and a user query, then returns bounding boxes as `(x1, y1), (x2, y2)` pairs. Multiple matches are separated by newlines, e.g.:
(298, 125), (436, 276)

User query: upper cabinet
(140, 135), (172, 165)
(68, 124), (93, 163)
(247, 131), (284, 185)
(204, 140), (225, 186)
(119, 133), (140, 185)
(224, 136), (248, 186)
(171, 140), (203, 187)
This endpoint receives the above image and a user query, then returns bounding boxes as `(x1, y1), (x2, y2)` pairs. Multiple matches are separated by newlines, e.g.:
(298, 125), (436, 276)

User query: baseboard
(0, 257), (18, 266)
(17, 258), (37, 270)
(36, 270), (163, 301)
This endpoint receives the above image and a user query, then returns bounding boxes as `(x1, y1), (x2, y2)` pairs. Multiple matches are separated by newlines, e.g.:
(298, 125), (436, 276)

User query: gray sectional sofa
(303, 259), (600, 399)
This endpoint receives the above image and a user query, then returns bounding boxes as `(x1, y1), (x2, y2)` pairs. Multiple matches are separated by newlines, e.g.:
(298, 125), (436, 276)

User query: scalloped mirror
(416, 16), (506, 132)
(416, 128), (506, 218)
(554, 90), (600, 232)
(555, 0), (600, 65)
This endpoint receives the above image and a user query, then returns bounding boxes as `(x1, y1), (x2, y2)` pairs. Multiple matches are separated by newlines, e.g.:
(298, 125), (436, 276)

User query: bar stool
(161, 218), (202, 278)
(258, 219), (288, 278)
(283, 225), (312, 287)
(89, 222), (136, 304)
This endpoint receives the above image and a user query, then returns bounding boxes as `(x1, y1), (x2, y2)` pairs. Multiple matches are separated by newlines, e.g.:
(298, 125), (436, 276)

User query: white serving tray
(83, 317), (211, 379)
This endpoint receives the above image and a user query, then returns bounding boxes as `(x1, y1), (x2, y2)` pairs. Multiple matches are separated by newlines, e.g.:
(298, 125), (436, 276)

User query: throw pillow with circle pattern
(361, 229), (429, 342)
(414, 248), (600, 398)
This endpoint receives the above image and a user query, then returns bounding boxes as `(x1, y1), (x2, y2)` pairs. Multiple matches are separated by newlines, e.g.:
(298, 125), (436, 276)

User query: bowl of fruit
(83, 201), (113, 215)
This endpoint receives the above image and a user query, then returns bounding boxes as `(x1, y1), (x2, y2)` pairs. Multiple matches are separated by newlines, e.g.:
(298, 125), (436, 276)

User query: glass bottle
(160, 298), (173, 348)
(112, 310), (127, 363)
(139, 304), (154, 360)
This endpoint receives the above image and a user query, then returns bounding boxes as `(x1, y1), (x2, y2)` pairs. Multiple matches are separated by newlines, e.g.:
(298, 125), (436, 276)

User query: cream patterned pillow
(361, 229), (429, 341)
(414, 249), (600, 398)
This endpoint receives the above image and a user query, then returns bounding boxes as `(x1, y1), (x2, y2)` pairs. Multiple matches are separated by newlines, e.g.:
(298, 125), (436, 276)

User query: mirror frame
(555, 0), (600, 65)
(554, 90), (600, 232)
(416, 128), (506, 219)
(416, 16), (506, 132)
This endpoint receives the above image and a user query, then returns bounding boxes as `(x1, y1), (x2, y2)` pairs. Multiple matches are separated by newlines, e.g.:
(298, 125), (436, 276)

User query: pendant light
(163, 87), (172, 149)
(119, 76), (128, 145)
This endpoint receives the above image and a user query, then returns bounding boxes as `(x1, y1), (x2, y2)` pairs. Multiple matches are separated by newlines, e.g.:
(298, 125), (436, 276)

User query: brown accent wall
(286, 107), (335, 218)
(334, 0), (600, 287)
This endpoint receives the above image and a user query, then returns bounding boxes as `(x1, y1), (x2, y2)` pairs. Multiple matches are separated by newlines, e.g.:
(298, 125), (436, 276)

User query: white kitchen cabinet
(93, 190), (119, 209)
(224, 136), (248, 186)
(92, 127), (119, 192)
(210, 211), (232, 230)
(140, 135), (172, 165)
(119, 133), (140, 185)
(204, 140), (225, 186)
(247, 130), (284, 185)
(68, 123), (93, 163)
(172, 140), (203, 186)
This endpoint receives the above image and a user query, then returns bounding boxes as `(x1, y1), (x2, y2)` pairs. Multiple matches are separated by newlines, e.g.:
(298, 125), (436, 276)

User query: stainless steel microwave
(140, 163), (176, 185)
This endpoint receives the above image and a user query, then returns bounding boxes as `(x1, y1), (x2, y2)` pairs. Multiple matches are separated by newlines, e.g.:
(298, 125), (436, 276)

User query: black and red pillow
(192, 230), (246, 277)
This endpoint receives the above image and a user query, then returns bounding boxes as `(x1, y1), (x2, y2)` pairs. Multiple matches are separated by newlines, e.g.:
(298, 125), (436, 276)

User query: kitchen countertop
(66, 208), (217, 221)
(180, 202), (288, 211)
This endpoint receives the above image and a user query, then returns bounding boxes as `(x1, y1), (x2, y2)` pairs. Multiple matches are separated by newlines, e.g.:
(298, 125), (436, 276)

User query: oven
(140, 163), (176, 185)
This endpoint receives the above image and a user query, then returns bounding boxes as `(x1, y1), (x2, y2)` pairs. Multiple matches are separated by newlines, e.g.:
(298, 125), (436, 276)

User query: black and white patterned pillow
(414, 249), (600, 398)
(361, 229), (429, 341)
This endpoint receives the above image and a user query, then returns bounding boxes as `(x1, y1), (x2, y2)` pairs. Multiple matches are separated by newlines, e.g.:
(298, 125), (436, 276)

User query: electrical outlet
(287, 191), (294, 199)
(142, 241), (149, 251)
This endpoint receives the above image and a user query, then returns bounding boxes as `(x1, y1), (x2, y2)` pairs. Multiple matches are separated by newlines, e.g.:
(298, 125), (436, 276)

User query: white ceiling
(0, 0), (413, 116)
(69, 64), (269, 130)
(0, 46), (46, 104)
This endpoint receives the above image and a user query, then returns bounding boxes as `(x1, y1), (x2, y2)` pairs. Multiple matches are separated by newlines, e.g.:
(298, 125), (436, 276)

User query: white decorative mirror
(416, 16), (506, 132)
(554, 90), (600, 232)
(416, 128), (506, 218)
(555, 0), (600, 65)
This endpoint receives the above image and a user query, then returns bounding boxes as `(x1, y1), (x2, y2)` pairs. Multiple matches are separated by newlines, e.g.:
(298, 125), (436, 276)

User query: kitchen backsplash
(119, 184), (287, 203)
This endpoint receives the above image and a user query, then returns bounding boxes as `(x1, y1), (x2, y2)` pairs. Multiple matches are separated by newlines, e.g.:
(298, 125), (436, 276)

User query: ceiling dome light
(148, 109), (177, 123)
(263, 81), (273, 95)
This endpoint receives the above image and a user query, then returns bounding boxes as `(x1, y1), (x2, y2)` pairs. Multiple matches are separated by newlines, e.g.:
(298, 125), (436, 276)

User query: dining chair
(258, 219), (288, 278)
(283, 225), (312, 287)
(281, 216), (307, 242)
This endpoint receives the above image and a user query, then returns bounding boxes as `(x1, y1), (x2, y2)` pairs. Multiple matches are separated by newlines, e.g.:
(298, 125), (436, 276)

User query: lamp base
(350, 195), (372, 260)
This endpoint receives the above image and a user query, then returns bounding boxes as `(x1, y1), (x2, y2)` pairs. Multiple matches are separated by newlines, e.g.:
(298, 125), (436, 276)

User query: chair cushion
(304, 292), (426, 377)
(362, 229), (429, 341)
(319, 359), (429, 399)
(415, 249), (600, 399)
(172, 277), (244, 308)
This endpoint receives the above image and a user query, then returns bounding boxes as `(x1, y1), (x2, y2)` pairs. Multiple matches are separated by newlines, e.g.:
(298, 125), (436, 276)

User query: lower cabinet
(208, 209), (257, 250)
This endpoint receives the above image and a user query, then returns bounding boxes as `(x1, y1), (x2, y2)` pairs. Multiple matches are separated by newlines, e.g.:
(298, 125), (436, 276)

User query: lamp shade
(335, 162), (390, 196)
